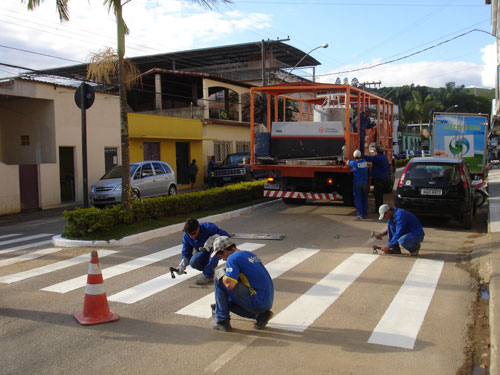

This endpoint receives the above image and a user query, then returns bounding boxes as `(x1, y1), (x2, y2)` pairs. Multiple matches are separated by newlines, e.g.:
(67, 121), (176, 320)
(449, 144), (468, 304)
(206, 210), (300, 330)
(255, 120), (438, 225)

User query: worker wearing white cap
(347, 149), (369, 219)
(375, 204), (425, 255)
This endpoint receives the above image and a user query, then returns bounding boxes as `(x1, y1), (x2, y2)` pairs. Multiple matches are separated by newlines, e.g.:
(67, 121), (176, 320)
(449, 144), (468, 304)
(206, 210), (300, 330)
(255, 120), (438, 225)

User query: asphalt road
(0, 192), (487, 374)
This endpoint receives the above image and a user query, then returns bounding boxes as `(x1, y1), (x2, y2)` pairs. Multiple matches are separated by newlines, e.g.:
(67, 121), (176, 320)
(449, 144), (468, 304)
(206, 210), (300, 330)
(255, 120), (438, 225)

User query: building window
(236, 141), (250, 152)
(20, 135), (30, 146)
(105, 147), (118, 172)
(214, 141), (231, 162)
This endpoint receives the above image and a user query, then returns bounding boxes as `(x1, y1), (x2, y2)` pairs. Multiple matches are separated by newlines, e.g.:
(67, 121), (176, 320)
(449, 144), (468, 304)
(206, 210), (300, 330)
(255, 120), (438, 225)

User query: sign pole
(80, 83), (89, 208)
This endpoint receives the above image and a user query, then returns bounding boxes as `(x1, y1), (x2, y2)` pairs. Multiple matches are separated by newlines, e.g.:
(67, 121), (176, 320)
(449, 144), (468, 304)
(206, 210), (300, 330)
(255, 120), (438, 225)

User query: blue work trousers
(388, 221), (424, 253)
(214, 279), (267, 322)
(353, 182), (368, 218)
(190, 250), (219, 278)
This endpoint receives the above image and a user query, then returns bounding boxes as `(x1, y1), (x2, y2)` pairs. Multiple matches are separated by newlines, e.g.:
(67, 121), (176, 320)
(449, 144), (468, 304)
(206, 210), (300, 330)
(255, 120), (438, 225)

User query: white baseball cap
(378, 204), (391, 220)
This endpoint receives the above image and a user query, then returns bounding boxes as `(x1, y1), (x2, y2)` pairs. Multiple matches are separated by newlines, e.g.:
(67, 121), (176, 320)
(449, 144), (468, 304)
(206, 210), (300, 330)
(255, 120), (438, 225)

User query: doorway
(19, 164), (39, 211)
(59, 147), (75, 203)
(176, 142), (190, 185)
(144, 142), (160, 160)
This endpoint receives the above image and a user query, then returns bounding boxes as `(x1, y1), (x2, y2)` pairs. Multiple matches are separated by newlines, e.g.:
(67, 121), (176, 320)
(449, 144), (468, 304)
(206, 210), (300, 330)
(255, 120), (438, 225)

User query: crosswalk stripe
(0, 240), (53, 254)
(0, 250), (117, 284)
(268, 253), (378, 332)
(367, 258), (444, 349)
(108, 242), (265, 304)
(0, 234), (20, 240)
(42, 245), (183, 293)
(0, 233), (53, 247)
(0, 247), (64, 268)
(176, 247), (320, 319)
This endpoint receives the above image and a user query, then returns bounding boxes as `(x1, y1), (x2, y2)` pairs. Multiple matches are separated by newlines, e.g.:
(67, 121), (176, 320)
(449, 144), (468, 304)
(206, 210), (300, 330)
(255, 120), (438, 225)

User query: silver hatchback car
(90, 161), (177, 208)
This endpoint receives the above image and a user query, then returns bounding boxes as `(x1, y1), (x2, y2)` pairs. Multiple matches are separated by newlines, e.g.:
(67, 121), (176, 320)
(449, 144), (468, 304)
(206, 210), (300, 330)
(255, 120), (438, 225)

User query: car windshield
(407, 163), (459, 183)
(101, 165), (138, 180)
(227, 154), (248, 163)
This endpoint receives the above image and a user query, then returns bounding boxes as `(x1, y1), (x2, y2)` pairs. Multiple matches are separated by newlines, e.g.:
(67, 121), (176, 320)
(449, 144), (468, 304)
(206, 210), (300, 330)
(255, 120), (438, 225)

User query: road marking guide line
(42, 245), (183, 293)
(0, 247), (63, 268)
(176, 247), (320, 319)
(0, 240), (53, 254)
(0, 250), (117, 284)
(367, 258), (444, 349)
(0, 234), (20, 240)
(108, 243), (264, 304)
(268, 253), (378, 332)
(0, 233), (53, 247)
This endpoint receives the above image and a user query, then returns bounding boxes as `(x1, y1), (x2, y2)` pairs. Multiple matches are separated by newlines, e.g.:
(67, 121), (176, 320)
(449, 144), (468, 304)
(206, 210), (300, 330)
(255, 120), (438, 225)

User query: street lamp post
(445, 104), (458, 112)
(278, 43), (328, 84)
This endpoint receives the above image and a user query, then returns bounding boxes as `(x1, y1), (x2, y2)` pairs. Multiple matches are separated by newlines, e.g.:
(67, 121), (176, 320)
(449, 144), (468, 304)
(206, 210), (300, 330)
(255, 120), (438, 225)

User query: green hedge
(395, 158), (411, 168)
(63, 181), (266, 238)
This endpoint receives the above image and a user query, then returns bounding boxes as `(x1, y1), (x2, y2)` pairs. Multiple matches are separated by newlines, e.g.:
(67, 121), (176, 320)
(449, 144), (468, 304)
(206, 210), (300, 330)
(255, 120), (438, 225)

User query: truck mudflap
(264, 190), (337, 200)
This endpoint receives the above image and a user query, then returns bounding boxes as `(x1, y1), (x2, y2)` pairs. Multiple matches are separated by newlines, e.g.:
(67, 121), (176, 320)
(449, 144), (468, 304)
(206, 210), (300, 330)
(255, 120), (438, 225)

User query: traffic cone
(74, 250), (119, 325)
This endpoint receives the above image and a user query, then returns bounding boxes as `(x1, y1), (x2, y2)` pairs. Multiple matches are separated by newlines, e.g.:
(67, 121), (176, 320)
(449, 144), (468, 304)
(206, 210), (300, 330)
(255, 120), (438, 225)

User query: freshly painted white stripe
(0, 233), (53, 247)
(88, 263), (101, 274)
(0, 250), (117, 284)
(268, 253), (378, 332)
(108, 243), (264, 304)
(368, 258), (444, 349)
(0, 234), (20, 240)
(176, 247), (320, 319)
(0, 240), (53, 254)
(42, 245), (182, 293)
(0, 247), (63, 268)
(85, 283), (106, 295)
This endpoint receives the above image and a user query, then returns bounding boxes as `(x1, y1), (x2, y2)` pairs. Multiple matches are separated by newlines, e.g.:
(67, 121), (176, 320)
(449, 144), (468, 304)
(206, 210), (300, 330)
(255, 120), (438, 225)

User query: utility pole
(261, 37), (290, 86)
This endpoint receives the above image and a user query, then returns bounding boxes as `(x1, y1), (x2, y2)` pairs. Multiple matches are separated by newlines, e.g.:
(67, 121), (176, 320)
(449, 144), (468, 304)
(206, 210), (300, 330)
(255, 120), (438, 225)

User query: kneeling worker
(375, 204), (425, 256)
(210, 236), (274, 332)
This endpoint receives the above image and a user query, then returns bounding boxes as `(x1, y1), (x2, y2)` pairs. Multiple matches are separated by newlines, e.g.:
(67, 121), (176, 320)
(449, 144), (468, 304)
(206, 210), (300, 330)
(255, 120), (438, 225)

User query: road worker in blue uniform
(348, 149), (369, 220)
(210, 236), (274, 332)
(359, 111), (376, 155)
(375, 204), (425, 256)
(178, 218), (230, 285)
(364, 145), (390, 213)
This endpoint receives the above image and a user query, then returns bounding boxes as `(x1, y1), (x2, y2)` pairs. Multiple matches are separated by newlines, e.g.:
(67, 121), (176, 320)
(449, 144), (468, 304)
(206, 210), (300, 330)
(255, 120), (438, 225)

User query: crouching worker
(210, 236), (274, 332)
(375, 204), (425, 256)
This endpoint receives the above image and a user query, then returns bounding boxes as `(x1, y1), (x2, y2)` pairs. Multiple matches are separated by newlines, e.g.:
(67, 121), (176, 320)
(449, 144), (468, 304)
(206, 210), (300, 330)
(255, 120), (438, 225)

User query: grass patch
(70, 198), (273, 241)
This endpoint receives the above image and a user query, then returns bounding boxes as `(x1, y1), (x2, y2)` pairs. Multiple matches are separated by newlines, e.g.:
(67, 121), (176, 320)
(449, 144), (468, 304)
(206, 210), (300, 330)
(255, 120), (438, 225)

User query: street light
(445, 104), (458, 112)
(278, 43), (328, 84)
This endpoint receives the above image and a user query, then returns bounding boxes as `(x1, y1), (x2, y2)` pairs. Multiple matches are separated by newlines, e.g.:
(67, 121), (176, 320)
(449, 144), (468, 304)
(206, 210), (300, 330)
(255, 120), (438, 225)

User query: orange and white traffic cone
(74, 250), (119, 325)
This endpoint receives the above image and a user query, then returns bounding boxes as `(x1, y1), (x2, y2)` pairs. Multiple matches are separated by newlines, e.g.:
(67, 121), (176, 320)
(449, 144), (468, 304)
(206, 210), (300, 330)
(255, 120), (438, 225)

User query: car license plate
(223, 177), (231, 182)
(264, 182), (280, 190)
(420, 188), (442, 196)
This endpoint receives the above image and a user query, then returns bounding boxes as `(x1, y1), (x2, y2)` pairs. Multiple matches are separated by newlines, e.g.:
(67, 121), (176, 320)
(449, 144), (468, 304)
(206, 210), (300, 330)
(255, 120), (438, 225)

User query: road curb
(52, 199), (280, 247)
(489, 252), (499, 375)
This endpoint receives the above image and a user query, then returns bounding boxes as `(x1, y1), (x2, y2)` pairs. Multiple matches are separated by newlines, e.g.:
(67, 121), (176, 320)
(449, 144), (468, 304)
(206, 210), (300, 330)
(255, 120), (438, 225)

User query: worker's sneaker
(355, 216), (363, 221)
(409, 249), (420, 256)
(254, 310), (274, 330)
(211, 319), (232, 332)
(211, 303), (216, 317)
(387, 245), (401, 254)
(196, 274), (214, 285)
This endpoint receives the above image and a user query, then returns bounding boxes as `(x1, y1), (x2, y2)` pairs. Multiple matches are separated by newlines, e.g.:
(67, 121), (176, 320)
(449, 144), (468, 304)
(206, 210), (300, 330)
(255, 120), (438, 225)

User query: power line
(316, 29), (497, 77)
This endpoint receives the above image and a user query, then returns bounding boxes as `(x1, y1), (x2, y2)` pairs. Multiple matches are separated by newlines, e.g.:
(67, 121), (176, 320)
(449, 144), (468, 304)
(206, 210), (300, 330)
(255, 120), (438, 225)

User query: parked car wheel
(132, 188), (141, 201)
(168, 185), (177, 196)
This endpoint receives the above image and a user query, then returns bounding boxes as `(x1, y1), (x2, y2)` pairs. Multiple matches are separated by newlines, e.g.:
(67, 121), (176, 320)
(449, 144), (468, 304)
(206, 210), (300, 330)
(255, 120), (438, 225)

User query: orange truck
(249, 82), (395, 205)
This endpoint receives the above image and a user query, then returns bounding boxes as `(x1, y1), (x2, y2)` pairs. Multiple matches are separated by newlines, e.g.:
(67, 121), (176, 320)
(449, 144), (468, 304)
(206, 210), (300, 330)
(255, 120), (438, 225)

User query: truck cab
(210, 152), (267, 187)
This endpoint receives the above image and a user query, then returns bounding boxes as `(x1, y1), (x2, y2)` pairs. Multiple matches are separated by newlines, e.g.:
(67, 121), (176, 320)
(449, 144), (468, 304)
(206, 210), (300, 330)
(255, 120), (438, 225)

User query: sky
(0, 0), (496, 88)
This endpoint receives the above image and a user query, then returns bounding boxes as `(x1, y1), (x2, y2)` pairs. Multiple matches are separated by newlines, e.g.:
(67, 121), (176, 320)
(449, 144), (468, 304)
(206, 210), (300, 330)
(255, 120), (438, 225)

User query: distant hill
(465, 87), (494, 100)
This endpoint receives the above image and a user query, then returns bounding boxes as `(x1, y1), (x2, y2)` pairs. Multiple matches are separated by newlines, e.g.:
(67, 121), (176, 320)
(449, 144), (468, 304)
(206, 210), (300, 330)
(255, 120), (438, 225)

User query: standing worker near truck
(347, 150), (369, 220)
(364, 145), (390, 213)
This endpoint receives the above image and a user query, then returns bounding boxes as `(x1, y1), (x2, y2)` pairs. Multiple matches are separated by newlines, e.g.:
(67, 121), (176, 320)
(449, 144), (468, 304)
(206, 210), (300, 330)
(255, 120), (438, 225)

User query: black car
(394, 157), (475, 228)
(210, 152), (267, 187)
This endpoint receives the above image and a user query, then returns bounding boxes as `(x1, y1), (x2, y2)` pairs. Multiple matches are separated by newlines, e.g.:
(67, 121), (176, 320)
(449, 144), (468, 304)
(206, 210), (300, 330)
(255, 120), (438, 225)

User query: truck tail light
(267, 177), (275, 183)
(398, 163), (410, 187)
(326, 177), (334, 185)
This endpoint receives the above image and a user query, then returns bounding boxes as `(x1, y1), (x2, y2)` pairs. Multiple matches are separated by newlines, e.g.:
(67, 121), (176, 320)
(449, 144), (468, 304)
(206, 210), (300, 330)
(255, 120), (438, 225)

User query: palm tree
(23, 0), (231, 209)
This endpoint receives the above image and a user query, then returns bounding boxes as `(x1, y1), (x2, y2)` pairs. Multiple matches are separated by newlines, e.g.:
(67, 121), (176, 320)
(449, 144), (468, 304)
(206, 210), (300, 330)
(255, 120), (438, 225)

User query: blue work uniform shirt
(388, 208), (425, 248)
(225, 251), (274, 309)
(348, 159), (369, 185)
(181, 222), (230, 259)
(364, 154), (389, 179)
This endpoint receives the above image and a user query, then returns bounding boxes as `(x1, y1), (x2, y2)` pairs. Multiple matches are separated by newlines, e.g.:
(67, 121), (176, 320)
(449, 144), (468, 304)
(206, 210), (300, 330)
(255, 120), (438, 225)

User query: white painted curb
(52, 199), (280, 247)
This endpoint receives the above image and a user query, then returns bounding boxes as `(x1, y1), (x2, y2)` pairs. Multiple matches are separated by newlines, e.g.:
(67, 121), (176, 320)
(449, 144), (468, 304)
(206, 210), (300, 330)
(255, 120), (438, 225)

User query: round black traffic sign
(74, 83), (95, 110)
